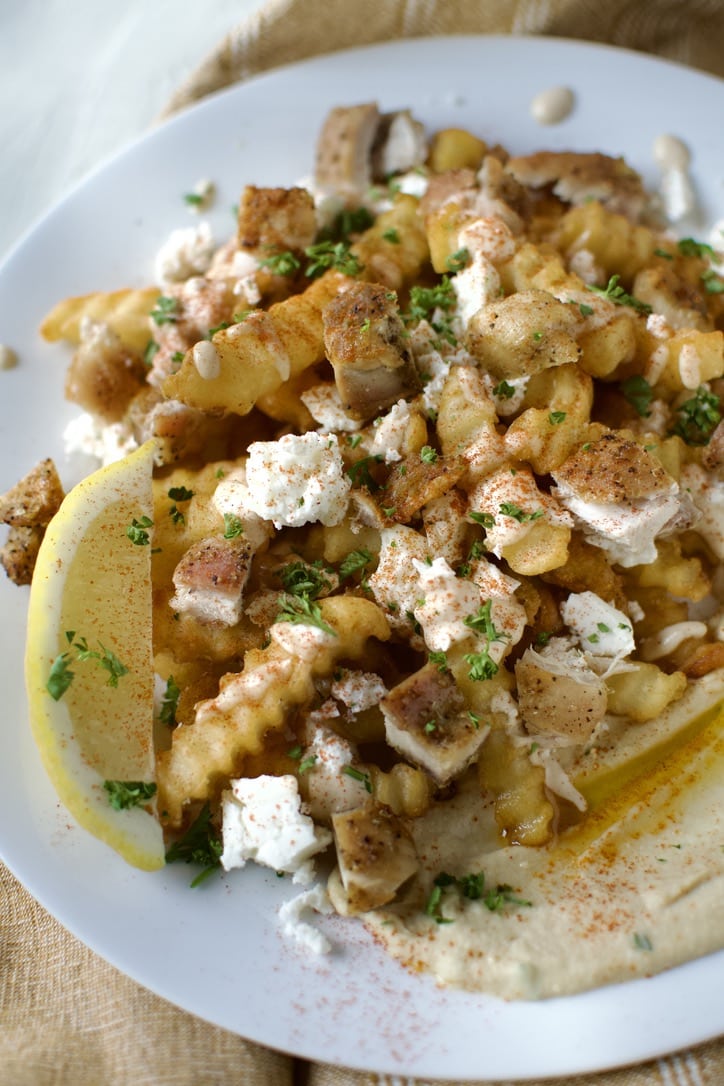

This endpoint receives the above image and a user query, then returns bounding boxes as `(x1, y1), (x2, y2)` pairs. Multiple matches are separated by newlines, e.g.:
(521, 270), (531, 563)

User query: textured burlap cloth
(5, 1), (724, 1082)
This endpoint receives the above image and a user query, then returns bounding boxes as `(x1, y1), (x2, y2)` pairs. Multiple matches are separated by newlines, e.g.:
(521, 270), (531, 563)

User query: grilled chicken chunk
(170, 535), (254, 626)
(323, 281), (421, 421)
(381, 663), (489, 785)
(329, 799), (418, 914)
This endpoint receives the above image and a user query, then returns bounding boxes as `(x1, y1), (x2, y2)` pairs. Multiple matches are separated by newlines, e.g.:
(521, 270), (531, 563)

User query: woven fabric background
(6, 1), (724, 1084)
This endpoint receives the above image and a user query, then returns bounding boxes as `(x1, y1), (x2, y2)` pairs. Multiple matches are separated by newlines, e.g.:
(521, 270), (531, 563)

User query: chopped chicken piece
(0, 459), (65, 586)
(323, 282), (421, 421)
(506, 151), (647, 220)
(236, 185), (317, 255)
(552, 432), (681, 566)
(0, 459), (64, 528)
(515, 641), (607, 742)
(66, 318), (146, 423)
(314, 103), (381, 197)
(329, 799), (418, 914)
(381, 663), (489, 785)
(371, 109), (427, 178)
(170, 534), (253, 626)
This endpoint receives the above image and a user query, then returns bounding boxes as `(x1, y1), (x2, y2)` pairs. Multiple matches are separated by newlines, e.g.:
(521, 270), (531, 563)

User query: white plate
(1, 35), (723, 1082)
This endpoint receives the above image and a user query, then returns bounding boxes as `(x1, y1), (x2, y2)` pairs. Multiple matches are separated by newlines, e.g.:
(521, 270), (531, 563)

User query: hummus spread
(365, 674), (724, 999)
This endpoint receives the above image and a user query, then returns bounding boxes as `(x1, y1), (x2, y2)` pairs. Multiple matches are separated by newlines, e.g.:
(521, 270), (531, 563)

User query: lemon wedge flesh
(25, 441), (164, 870)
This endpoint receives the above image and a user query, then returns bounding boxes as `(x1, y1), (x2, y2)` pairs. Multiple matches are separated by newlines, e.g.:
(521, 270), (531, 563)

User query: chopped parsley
(677, 237), (715, 259)
(428, 650), (449, 673)
(159, 675), (181, 726)
(317, 205), (375, 243)
(346, 454), (384, 490)
(633, 932), (653, 951)
(463, 601), (510, 682)
(620, 374), (654, 417)
(275, 595), (336, 637)
(47, 632), (130, 700)
(260, 250), (301, 276)
(342, 765), (372, 792)
(586, 274), (652, 314)
(165, 804), (223, 887)
(143, 339), (159, 367)
(404, 276), (457, 345)
(701, 268), (724, 294)
(578, 302), (595, 317)
(278, 560), (331, 600)
(492, 380), (516, 400)
(419, 445), (439, 464)
(469, 510), (495, 529)
(103, 780), (157, 810)
(549, 410), (567, 425)
(168, 485), (194, 526)
(222, 513), (244, 539)
(446, 248), (470, 273)
(425, 870), (532, 923)
(498, 502), (543, 523)
(338, 547), (373, 582)
(150, 295), (179, 326)
(304, 240), (363, 278)
(126, 515), (153, 546)
(670, 386), (721, 446)
(382, 228), (400, 244)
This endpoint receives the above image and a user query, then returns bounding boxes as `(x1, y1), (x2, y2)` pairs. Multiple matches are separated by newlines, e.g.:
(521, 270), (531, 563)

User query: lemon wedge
(25, 440), (165, 870)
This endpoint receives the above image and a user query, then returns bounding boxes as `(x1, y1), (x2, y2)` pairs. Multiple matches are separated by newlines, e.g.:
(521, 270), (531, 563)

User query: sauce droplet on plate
(530, 86), (575, 125)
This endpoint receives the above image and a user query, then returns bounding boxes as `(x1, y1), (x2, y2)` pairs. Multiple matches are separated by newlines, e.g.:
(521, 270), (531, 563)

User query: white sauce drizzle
(653, 134), (697, 222)
(530, 86), (575, 125)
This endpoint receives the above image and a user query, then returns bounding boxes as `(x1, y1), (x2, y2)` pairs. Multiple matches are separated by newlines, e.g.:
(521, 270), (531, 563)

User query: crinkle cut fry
(162, 195), (430, 416)
(40, 286), (161, 354)
(156, 596), (390, 826)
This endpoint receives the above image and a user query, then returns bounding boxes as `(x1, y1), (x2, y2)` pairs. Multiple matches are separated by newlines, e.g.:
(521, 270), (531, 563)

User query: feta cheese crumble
(154, 221), (215, 286)
(245, 432), (351, 528)
(220, 775), (331, 885)
(561, 591), (635, 676)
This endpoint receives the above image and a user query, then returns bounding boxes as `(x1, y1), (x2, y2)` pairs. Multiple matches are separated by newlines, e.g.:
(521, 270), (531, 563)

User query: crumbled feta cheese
(367, 525), (429, 631)
(213, 469), (274, 551)
(154, 221), (215, 285)
(186, 178), (216, 212)
(452, 253), (501, 326)
(63, 412), (138, 466)
(412, 556), (481, 653)
(561, 591), (635, 675)
(567, 248), (603, 285)
(368, 399), (411, 463)
(220, 775), (331, 885)
(278, 884), (333, 955)
(300, 383), (361, 433)
(331, 669), (387, 713)
(553, 477), (680, 567)
(245, 432), (350, 528)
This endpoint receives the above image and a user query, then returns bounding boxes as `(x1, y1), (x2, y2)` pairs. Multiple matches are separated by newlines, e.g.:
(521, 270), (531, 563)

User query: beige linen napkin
(5, 1), (724, 1084)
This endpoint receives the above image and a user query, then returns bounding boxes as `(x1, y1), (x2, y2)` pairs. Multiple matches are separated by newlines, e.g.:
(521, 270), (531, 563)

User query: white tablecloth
(0, 0), (263, 263)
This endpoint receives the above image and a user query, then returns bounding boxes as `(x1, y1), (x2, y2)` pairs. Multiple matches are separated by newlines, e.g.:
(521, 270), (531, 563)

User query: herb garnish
(419, 445), (439, 464)
(222, 513), (244, 539)
(670, 386), (721, 445)
(498, 502), (543, 523)
(346, 454), (384, 490)
(47, 632), (129, 700)
(165, 804), (223, 887)
(425, 870), (532, 923)
(159, 674), (181, 726)
(275, 595), (336, 636)
(278, 560), (331, 600)
(260, 251), (302, 276)
(342, 765), (373, 792)
(103, 780), (157, 810)
(463, 601), (510, 682)
(620, 374), (654, 417)
(304, 240), (363, 278)
(150, 295), (179, 325)
(338, 547), (373, 582)
(446, 248), (470, 273)
(492, 380), (516, 400)
(586, 274), (652, 314)
(126, 515), (153, 546)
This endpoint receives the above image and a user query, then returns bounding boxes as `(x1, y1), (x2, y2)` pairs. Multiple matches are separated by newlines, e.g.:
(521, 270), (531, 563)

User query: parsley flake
(103, 780), (157, 810)
(586, 274), (652, 314)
